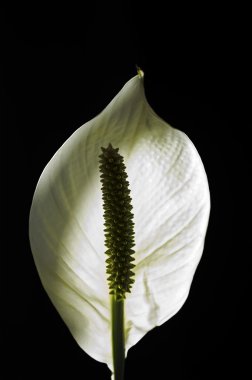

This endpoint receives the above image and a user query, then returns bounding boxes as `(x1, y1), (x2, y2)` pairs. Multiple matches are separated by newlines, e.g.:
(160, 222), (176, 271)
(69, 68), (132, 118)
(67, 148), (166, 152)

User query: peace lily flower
(29, 69), (210, 378)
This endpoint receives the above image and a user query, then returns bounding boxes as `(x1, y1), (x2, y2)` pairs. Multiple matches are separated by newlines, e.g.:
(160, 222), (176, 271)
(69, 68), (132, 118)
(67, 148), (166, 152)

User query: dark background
(3, 2), (251, 379)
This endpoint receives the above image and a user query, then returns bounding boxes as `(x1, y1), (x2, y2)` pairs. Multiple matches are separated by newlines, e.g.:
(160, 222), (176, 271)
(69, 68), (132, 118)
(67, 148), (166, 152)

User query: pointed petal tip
(136, 65), (144, 79)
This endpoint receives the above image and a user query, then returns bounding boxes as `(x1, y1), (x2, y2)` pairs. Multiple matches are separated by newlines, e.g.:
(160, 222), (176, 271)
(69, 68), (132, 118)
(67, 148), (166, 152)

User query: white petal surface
(29, 74), (210, 369)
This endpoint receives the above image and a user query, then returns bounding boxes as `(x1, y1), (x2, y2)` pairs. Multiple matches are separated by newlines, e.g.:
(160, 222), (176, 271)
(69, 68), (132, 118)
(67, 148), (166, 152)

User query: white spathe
(29, 73), (210, 372)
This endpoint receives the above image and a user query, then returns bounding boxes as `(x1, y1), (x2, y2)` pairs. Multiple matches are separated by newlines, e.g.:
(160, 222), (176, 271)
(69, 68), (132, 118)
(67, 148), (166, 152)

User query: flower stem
(111, 295), (125, 380)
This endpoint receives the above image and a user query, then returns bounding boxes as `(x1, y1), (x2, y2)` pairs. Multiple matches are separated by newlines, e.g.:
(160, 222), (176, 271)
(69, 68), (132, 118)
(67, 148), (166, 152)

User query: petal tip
(136, 65), (144, 79)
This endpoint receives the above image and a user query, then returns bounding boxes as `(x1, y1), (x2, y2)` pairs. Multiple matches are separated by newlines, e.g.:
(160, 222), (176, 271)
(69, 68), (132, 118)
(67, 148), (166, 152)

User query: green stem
(111, 295), (125, 380)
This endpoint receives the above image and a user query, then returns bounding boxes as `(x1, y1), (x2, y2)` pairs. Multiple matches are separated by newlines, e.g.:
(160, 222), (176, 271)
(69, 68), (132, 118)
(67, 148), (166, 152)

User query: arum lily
(29, 69), (210, 378)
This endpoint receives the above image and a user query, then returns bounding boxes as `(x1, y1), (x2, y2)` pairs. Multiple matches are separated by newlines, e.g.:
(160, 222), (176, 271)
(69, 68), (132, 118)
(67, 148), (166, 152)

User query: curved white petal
(29, 73), (210, 369)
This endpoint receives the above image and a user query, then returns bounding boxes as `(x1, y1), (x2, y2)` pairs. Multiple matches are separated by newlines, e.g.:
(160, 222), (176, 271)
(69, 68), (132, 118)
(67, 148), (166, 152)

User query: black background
(3, 2), (251, 379)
